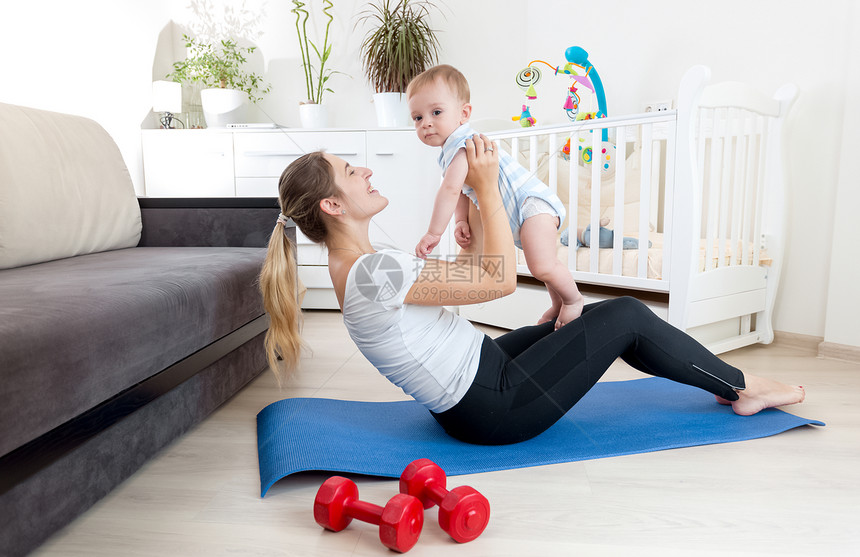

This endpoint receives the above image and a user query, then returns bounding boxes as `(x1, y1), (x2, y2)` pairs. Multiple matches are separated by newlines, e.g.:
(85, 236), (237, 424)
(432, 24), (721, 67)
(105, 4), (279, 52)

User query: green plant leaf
(166, 33), (270, 103)
(356, 0), (443, 93)
(291, 0), (343, 104)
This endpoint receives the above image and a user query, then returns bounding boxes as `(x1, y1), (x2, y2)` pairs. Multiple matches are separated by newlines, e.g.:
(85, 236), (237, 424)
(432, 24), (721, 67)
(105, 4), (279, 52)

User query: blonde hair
(259, 152), (338, 381)
(406, 64), (471, 103)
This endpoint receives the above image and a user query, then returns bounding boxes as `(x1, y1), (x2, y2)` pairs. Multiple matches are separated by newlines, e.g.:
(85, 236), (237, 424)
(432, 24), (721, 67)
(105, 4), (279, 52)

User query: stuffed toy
(560, 218), (649, 249)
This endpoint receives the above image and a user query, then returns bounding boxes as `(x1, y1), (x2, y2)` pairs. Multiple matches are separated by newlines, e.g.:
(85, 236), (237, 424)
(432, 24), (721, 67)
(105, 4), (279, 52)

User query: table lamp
(152, 80), (183, 129)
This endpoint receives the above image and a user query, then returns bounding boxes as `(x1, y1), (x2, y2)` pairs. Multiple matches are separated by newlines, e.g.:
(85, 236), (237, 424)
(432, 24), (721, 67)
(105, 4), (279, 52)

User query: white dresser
(141, 128), (444, 309)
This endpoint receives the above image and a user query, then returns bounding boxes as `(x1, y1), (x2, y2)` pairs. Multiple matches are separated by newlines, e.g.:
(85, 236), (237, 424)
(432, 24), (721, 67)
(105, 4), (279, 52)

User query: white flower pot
(299, 103), (329, 128)
(200, 88), (247, 128)
(372, 92), (411, 128)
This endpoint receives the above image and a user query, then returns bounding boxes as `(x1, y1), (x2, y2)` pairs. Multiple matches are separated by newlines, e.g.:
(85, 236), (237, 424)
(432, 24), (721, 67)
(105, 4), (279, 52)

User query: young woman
(259, 134), (804, 446)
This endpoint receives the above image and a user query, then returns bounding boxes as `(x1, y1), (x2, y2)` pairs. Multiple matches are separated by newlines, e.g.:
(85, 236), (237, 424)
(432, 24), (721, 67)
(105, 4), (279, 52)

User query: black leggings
(432, 297), (746, 445)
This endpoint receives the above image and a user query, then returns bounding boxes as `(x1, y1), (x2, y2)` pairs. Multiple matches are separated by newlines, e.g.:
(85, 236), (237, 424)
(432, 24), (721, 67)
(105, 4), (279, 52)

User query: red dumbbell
(399, 458), (490, 543)
(314, 476), (424, 553)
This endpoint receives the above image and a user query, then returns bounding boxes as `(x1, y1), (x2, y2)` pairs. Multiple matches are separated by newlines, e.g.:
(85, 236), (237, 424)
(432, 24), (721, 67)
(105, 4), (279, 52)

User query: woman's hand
(463, 134), (499, 196)
(404, 133), (514, 307)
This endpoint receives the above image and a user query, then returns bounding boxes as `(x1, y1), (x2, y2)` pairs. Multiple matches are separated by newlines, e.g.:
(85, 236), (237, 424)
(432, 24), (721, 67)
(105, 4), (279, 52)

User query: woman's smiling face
(324, 154), (388, 218)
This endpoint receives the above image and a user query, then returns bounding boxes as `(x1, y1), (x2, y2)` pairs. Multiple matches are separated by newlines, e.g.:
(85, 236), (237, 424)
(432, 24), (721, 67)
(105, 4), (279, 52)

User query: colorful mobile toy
(512, 105), (536, 127)
(563, 83), (581, 121)
(513, 46), (615, 173)
(512, 46), (608, 139)
(560, 130), (616, 173)
(575, 131), (615, 171)
(514, 66), (541, 100)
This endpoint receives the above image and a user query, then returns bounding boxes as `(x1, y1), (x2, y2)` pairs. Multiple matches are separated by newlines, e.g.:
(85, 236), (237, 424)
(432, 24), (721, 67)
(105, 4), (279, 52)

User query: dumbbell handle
(419, 480), (449, 504)
(344, 499), (385, 526)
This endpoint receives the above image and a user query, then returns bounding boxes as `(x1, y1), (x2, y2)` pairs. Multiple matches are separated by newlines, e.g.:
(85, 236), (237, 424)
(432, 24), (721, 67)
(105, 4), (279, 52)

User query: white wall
(823, 1), (860, 348)
(0, 0), (175, 197)
(435, 0), (854, 340)
(0, 0), (856, 346)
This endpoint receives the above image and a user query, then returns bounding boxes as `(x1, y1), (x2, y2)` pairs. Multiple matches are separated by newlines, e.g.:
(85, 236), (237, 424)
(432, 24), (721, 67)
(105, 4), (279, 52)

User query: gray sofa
(0, 102), (291, 556)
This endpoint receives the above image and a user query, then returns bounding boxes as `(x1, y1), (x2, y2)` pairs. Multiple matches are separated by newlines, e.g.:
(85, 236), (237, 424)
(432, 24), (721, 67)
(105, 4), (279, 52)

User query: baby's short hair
(407, 64), (471, 103)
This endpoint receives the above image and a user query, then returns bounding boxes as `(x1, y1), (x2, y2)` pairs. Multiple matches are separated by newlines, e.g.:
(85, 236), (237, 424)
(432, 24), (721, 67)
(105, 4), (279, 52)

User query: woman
(259, 134), (804, 446)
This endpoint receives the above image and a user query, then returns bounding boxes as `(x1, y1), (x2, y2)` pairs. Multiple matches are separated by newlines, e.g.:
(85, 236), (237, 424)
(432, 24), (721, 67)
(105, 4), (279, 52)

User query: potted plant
(168, 34), (270, 127)
(356, 0), (442, 127)
(292, 0), (343, 128)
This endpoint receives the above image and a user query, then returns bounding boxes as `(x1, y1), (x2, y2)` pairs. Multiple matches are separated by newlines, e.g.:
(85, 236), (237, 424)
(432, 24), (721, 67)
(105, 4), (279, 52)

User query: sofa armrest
(138, 197), (293, 248)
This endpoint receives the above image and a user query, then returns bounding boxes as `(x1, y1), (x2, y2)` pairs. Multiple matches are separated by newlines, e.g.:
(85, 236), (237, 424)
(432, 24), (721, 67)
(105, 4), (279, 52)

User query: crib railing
(671, 73), (797, 339)
(484, 65), (793, 331)
(473, 66), (796, 353)
(488, 110), (678, 292)
(694, 105), (781, 271)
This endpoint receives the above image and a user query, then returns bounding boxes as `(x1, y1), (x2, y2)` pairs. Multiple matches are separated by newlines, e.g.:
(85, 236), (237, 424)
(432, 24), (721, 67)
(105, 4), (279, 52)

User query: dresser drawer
(142, 130), (235, 196)
(298, 265), (334, 288)
(234, 131), (366, 177)
(296, 240), (328, 265)
(236, 177), (278, 197)
(298, 266), (338, 309)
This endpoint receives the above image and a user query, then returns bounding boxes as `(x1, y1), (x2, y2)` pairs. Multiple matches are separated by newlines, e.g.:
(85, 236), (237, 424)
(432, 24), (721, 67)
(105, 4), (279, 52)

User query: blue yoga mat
(257, 378), (822, 496)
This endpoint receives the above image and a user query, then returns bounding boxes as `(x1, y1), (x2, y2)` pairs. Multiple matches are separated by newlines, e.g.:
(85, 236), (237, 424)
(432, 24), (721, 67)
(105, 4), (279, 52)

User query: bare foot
(554, 299), (584, 330)
(729, 374), (805, 416)
(537, 305), (560, 325)
(714, 395), (732, 405)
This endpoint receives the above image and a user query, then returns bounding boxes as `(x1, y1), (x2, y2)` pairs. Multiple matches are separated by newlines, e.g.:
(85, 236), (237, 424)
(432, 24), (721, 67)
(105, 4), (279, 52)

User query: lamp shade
(152, 80), (182, 113)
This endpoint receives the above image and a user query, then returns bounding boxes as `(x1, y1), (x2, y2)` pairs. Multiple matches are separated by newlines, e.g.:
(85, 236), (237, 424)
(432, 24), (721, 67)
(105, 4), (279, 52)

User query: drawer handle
(241, 150), (359, 157)
(243, 151), (303, 157)
(375, 152), (395, 156)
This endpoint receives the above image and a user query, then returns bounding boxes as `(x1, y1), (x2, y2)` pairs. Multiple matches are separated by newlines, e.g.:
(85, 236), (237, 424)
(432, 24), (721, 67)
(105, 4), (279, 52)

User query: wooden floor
(34, 310), (860, 556)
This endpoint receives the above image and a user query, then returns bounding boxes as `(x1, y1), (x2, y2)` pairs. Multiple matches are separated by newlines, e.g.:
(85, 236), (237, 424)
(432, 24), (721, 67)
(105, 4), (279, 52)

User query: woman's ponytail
(259, 151), (337, 383)
(260, 222), (303, 383)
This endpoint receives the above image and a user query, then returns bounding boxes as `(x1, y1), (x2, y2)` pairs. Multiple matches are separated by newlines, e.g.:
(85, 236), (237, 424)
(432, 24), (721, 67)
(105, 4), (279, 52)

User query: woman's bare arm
(407, 134), (516, 306)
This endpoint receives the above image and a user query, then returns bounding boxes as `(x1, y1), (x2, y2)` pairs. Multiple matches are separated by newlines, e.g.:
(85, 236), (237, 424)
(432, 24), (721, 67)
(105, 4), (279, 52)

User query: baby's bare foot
(538, 305), (560, 325)
(730, 375), (805, 416)
(554, 301), (584, 330)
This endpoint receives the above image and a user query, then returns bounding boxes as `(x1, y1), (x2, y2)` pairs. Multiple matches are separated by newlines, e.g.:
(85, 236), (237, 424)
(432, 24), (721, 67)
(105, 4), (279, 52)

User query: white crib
(460, 66), (798, 354)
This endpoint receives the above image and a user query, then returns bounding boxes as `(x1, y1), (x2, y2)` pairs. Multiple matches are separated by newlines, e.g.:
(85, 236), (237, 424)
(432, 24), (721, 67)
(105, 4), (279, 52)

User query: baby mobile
(513, 46), (615, 173)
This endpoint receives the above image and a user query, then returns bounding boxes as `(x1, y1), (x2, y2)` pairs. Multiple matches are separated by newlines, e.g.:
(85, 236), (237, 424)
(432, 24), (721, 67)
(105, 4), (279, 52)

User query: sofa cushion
(0, 247), (266, 457)
(0, 103), (142, 270)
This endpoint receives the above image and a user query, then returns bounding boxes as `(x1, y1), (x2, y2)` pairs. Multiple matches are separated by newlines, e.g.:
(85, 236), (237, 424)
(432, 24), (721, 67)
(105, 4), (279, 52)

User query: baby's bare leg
(520, 214), (583, 329)
(542, 282), (563, 325)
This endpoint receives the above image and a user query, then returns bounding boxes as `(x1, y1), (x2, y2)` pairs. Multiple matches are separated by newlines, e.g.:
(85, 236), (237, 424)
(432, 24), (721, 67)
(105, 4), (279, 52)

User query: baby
(407, 64), (583, 328)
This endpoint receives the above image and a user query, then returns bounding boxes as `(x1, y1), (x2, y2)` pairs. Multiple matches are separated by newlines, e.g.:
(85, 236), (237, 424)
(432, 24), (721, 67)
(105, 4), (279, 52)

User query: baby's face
(408, 78), (471, 148)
